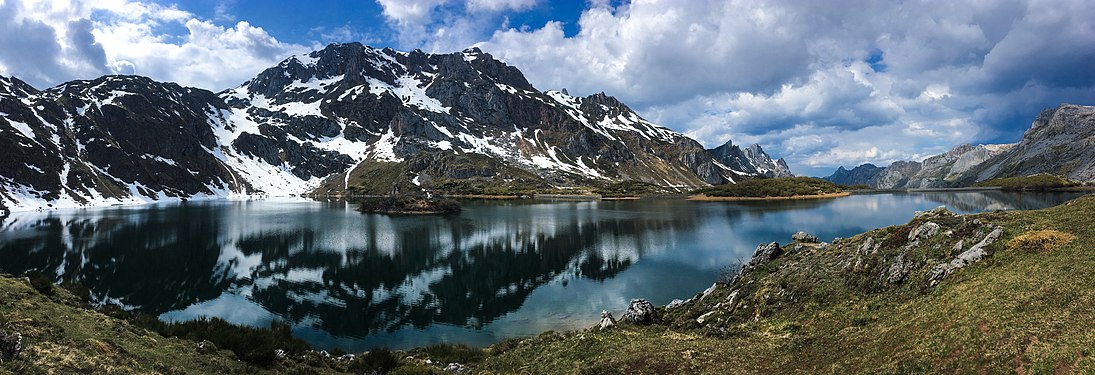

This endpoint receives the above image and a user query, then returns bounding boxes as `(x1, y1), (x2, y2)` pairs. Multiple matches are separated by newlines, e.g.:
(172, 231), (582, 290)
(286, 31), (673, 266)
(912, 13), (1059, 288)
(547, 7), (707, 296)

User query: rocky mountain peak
(0, 76), (39, 98)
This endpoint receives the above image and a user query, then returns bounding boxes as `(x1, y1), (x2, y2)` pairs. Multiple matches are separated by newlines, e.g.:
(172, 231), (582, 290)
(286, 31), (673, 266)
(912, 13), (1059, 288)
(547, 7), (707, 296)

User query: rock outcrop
(620, 299), (657, 324)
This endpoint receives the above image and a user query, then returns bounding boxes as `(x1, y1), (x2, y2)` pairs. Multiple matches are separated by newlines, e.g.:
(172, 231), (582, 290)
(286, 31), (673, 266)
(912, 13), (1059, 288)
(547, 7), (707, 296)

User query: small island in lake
(357, 194), (461, 215)
(689, 177), (850, 201)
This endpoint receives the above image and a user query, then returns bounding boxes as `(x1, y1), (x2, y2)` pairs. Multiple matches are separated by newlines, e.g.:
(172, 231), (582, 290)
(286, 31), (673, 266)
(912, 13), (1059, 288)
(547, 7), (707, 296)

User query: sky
(1, 0), (1094, 176)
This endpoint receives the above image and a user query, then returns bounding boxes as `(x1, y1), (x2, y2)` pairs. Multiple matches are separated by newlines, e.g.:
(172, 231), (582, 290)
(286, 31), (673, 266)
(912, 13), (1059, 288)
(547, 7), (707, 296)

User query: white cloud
(466, 0), (538, 13)
(0, 0), (310, 90)
(467, 0), (1095, 176)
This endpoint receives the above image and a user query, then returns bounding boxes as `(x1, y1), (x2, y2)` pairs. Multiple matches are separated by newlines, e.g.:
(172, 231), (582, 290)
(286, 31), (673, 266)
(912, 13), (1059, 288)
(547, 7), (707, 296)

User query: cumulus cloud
(468, 0), (1095, 176)
(374, 0), (541, 52)
(0, 0), (309, 90)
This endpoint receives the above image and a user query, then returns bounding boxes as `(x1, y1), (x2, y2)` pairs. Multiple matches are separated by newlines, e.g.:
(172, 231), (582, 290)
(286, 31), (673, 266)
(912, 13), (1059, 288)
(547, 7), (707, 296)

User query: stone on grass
(620, 299), (657, 324)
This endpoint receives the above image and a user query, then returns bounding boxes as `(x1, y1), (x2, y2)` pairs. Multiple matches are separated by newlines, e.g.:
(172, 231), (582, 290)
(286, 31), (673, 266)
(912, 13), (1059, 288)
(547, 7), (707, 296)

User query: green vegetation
(591, 180), (669, 198)
(129, 316), (310, 366)
(357, 194), (461, 215)
(428, 177), (555, 196)
(693, 177), (845, 198)
(974, 174), (1081, 190)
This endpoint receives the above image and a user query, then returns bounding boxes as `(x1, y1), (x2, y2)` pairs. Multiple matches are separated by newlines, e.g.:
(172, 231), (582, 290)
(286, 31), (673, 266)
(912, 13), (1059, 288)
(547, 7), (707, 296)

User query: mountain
(825, 143), (1017, 189)
(707, 140), (793, 181)
(825, 103), (1095, 189)
(823, 163), (884, 186)
(957, 104), (1095, 184)
(0, 43), (788, 212)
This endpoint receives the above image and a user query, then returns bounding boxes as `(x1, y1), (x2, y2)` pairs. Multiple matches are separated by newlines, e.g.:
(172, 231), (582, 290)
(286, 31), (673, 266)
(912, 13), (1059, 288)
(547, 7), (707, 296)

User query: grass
(591, 180), (669, 198)
(691, 177), (845, 198)
(974, 174), (1081, 191)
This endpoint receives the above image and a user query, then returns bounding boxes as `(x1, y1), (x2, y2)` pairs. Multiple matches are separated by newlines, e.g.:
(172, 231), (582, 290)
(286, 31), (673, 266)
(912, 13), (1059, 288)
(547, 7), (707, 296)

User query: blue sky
(2, 0), (1094, 176)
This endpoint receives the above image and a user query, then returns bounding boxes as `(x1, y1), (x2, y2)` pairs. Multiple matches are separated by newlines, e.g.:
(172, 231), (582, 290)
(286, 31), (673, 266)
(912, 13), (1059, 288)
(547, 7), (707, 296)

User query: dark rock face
(708, 140), (794, 181)
(824, 163), (884, 186)
(0, 75), (250, 209)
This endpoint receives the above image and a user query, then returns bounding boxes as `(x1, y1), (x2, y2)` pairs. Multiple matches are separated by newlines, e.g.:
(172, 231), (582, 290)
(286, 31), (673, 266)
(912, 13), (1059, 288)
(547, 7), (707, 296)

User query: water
(0, 191), (1084, 350)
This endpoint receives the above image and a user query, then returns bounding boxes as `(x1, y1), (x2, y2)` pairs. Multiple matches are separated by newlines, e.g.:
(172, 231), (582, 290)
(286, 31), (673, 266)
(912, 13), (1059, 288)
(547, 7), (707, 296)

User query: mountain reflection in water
(0, 191), (1085, 350)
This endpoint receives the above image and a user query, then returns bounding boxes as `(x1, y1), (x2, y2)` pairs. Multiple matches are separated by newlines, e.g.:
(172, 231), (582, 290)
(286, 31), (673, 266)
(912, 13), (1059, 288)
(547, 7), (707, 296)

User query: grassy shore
(3, 195), (1095, 374)
(688, 191), (851, 201)
(691, 177), (848, 200)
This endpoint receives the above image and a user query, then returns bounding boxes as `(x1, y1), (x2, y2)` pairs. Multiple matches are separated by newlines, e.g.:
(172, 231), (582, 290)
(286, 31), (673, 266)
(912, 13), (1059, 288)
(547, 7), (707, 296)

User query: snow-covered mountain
(707, 140), (793, 181)
(0, 43), (788, 212)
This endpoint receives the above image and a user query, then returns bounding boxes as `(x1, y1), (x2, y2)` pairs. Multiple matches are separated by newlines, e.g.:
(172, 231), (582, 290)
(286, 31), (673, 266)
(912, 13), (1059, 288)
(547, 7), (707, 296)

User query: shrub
(25, 271), (53, 295)
(132, 317), (310, 366)
(1007, 230), (1076, 253)
(348, 347), (399, 374)
(409, 343), (484, 364)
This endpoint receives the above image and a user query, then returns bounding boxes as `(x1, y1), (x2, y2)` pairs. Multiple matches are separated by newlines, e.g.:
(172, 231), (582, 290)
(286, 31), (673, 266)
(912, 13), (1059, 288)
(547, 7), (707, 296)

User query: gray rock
(700, 283), (718, 300)
(908, 222), (941, 241)
(666, 299), (687, 310)
(792, 231), (819, 243)
(928, 226), (1004, 285)
(445, 362), (466, 373)
(886, 253), (913, 284)
(750, 242), (783, 264)
(725, 289), (740, 312)
(620, 299), (657, 324)
(914, 206), (954, 219)
(598, 310), (617, 330)
(696, 311), (716, 324)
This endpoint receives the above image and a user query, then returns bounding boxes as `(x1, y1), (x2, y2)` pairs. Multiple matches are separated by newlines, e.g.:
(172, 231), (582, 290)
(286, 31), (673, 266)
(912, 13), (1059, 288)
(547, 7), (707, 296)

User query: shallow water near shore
(0, 191), (1085, 351)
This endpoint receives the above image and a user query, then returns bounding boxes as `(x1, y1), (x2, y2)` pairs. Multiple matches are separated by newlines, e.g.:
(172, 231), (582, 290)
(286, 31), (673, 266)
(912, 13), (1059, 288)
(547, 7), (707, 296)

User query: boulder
(598, 310), (617, 330)
(908, 222), (941, 241)
(750, 242), (783, 264)
(792, 231), (819, 243)
(620, 299), (657, 324)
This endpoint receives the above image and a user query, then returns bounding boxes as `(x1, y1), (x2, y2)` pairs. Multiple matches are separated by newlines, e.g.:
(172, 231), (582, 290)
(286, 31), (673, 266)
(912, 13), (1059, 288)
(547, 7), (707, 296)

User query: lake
(0, 191), (1085, 351)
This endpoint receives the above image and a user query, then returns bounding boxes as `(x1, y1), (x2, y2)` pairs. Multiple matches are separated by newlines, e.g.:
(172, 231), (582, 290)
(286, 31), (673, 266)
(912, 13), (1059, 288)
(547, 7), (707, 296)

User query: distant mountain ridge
(824, 103), (1095, 188)
(0, 43), (791, 212)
